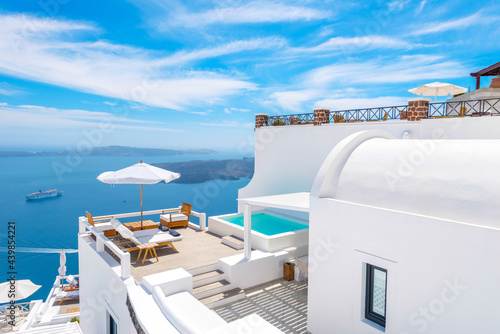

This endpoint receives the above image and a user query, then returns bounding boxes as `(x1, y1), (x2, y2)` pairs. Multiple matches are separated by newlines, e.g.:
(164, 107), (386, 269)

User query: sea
(0, 153), (250, 302)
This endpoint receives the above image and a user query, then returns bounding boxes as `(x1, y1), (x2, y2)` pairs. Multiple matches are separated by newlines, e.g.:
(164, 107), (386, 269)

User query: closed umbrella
(97, 160), (180, 230)
(58, 249), (66, 287)
(409, 82), (467, 101)
(0, 280), (41, 303)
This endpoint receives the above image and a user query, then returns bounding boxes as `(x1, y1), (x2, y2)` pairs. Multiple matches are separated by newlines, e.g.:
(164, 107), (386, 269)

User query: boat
(26, 189), (63, 200)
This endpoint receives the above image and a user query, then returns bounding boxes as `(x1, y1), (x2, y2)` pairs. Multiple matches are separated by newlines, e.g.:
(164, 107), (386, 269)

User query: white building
(75, 96), (500, 333)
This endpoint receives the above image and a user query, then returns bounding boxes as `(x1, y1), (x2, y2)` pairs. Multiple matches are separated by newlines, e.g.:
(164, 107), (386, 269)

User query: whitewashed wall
(239, 116), (500, 204)
(307, 197), (500, 334)
(78, 234), (136, 334)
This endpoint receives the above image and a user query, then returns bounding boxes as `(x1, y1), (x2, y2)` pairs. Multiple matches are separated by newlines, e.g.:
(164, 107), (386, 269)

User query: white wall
(78, 234), (136, 334)
(240, 117), (500, 205)
(307, 197), (500, 334)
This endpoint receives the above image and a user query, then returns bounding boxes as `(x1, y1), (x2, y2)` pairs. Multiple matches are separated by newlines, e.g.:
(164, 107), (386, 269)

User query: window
(109, 314), (117, 334)
(365, 264), (387, 327)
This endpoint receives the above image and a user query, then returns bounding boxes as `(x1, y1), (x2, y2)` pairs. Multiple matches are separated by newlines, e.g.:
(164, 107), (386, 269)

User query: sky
(0, 0), (499, 152)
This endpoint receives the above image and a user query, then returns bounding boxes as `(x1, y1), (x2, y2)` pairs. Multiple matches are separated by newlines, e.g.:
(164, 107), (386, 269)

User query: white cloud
(198, 120), (253, 128)
(412, 11), (499, 35)
(304, 55), (464, 86)
(314, 96), (408, 110)
(0, 104), (180, 132)
(269, 89), (324, 112)
(224, 107), (251, 114)
(387, 0), (410, 11)
(416, 0), (427, 14)
(293, 36), (414, 54)
(0, 14), (261, 111)
(159, 1), (331, 28)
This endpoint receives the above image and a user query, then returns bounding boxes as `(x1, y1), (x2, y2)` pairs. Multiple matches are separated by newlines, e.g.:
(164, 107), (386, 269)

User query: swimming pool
(208, 211), (309, 252)
(222, 213), (308, 236)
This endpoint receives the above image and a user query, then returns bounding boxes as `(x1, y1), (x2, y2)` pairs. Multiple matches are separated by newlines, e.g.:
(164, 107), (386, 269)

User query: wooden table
(136, 242), (159, 264)
(123, 220), (158, 231)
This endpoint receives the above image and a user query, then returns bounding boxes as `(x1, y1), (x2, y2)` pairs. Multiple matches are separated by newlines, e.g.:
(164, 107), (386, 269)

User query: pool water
(222, 213), (308, 236)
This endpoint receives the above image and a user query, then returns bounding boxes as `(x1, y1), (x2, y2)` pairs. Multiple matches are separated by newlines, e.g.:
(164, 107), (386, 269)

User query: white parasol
(97, 160), (180, 229)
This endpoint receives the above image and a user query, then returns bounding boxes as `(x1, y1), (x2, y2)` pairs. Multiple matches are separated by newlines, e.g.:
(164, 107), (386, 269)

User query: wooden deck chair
(85, 211), (116, 236)
(459, 107), (467, 117)
(332, 114), (346, 123)
(160, 202), (192, 228)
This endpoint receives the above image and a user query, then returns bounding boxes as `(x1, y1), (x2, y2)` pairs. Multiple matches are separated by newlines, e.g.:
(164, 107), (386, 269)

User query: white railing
(90, 207), (207, 230)
(78, 207), (207, 279)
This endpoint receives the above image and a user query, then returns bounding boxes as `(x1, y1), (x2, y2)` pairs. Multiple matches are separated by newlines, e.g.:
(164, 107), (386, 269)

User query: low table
(124, 220), (157, 231)
(136, 242), (159, 264)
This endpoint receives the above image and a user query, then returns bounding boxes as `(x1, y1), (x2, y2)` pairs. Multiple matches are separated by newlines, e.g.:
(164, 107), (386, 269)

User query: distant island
(0, 145), (217, 157)
(153, 158), (254, 183)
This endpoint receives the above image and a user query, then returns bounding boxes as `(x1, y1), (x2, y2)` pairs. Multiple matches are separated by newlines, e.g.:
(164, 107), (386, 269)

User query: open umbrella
(97, 160), (180, 230)
(0, 280), (41, 303)
(409, 82), (467, 101)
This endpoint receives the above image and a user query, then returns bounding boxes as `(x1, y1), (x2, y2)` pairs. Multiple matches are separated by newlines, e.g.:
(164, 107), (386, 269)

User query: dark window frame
(109, 313), (117, 334)
(365, 264), (387, 328)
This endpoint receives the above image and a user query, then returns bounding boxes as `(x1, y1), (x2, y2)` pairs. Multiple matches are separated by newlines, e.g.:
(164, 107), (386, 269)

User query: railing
(428, 98), (500, 117)
(267, 113), (314, 126)
(330, 105), (407, 122)
(263, 98), (500, 126)
(78, 207), (207, 279)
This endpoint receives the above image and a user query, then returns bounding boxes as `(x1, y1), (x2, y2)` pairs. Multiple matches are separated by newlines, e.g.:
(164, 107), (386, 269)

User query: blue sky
(0, 0), (499, 152)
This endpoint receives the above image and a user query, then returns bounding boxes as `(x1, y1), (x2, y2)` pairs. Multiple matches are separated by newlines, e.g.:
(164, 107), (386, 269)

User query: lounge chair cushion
(110, 218), (121, 229)
(160, 213), (188, 222)
(116, 225), (134, 239)
(136, 232), (181, 245)
(93, 222), (114, 232)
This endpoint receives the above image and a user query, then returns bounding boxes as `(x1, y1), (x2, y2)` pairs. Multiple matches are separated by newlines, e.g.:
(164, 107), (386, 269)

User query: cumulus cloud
(0, 14), (263, 111)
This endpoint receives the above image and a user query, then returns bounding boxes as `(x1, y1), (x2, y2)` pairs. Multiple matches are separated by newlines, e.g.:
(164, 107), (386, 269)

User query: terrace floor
(213, 279), (308, 334)
(128, 226), (244, 280)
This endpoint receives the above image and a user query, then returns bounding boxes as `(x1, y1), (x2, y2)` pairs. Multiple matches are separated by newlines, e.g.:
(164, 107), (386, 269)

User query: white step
(193, 279), (235, 300)
(192, 270), (225, 288)
(199, 288), (245, 309)
(187, 263), (219, 276)
(221, 235), (244, 250)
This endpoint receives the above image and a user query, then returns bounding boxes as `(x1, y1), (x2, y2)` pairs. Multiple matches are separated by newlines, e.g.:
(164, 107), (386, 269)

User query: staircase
(188, 263), (245, 309)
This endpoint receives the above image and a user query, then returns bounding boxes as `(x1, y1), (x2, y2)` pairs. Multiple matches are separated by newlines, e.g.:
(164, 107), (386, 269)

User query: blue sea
(0, 153), (250, 302)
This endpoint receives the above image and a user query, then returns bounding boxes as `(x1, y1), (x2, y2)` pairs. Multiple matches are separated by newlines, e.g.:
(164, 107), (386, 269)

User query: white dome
(312, 131), (500, 228)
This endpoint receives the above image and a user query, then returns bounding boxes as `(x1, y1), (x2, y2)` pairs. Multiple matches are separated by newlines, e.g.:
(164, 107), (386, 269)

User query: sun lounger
(57, 290), (79, 304)
(112, 223), (182, 264)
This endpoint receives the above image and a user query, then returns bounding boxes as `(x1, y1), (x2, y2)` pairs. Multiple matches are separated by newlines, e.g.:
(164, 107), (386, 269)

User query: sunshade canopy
(97, 161), (180, 184)
(408, 82), (467, 97)
(0, 279), (41, 303)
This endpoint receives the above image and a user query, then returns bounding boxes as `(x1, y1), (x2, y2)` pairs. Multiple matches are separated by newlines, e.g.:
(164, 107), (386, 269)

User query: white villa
(8, 84), (500, 334)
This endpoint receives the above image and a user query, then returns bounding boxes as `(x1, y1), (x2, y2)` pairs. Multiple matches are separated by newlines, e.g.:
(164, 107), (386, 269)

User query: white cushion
(116, 225), (134, 239)
(109, 218), (121, 229)
(94, 222), (114, 232)
(160, 213), (188, 223)
(137, 232), (182, 245)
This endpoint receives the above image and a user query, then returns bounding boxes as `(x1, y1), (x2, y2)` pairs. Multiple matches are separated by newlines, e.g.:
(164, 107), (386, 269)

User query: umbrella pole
(141, 184), (143, 230)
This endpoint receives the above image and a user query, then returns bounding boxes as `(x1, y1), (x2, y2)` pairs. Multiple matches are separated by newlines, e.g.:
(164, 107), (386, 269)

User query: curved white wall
(239, 121), (417, 202)
(240, 116), (500, 207)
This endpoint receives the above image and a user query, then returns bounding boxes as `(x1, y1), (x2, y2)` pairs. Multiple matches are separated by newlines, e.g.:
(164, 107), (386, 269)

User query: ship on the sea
(26, 189), (63, 200)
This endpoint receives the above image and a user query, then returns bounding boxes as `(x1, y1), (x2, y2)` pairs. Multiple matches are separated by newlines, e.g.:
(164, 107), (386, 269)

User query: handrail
(263, 98), (500, 126)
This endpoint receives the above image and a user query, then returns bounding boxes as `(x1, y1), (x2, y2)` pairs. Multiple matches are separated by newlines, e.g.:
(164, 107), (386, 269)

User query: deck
(127, 226), (244, 280)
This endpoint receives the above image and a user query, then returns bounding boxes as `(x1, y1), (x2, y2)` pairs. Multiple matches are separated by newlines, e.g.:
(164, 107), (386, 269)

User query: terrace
(79, 207), (245, 280)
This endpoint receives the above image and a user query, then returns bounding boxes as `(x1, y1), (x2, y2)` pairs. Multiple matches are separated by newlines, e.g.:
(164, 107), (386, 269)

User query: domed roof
(312, 130), (500, 228)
